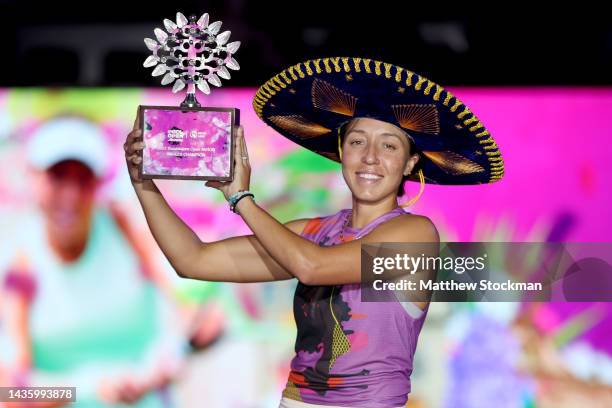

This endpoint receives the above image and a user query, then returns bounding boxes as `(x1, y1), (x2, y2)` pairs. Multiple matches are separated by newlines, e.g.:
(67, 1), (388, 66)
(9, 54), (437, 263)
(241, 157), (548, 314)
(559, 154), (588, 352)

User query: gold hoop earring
(400, 169), (425, 208)
(337, 127), (343, 161)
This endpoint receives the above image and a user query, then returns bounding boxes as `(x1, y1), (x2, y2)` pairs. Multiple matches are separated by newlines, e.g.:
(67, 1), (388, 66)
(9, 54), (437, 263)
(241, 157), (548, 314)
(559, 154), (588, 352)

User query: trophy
(139, 12), (240, 181)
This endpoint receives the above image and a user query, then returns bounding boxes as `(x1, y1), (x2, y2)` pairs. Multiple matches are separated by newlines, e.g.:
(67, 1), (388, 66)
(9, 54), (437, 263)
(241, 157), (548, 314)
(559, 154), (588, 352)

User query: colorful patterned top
(282, 207), (429, 408)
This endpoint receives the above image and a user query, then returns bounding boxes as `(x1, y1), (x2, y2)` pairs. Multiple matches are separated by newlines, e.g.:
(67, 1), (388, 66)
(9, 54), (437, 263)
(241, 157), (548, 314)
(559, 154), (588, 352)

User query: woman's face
(33, 160), (99, 245)
(341, 117), (418, 203)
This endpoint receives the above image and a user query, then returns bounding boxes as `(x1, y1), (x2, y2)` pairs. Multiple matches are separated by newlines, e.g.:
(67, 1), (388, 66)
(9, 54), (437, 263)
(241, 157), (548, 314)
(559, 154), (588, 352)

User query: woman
(125, 57), (504, 408)
(1, 117), (185, 407)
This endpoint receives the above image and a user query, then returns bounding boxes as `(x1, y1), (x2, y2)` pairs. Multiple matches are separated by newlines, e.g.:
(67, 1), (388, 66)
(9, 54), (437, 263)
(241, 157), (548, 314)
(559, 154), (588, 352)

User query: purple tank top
(282, 207), (429, 408)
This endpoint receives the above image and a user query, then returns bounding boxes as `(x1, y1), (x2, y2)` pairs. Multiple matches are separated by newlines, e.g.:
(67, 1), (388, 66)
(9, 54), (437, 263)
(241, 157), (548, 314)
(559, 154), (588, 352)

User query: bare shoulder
(398, 213), (438, 231)
(283, 218), (313, 235)
(396, 213), (439, 241)
(364, 213), (439, 243)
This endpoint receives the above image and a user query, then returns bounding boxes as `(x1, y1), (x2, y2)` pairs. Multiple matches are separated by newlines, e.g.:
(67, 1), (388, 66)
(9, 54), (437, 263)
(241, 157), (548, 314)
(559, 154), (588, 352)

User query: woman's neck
(349, 196), (399, 229)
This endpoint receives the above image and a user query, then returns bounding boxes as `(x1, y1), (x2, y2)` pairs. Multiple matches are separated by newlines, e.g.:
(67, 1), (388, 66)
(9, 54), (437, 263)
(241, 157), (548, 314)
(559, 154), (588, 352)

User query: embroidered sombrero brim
(253, 57), (504, 185)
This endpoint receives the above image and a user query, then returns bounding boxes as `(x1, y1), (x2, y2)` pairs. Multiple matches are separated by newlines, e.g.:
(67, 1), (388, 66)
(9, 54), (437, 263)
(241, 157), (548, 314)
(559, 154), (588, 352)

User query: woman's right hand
(123, 115), (145, 185)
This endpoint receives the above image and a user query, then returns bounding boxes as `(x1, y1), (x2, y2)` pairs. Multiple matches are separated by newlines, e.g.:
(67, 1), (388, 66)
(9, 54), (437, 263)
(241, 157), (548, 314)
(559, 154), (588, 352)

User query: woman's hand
(205, 125), (251, 200)
(123, 114), (145, 185)
(98, 375), (149, 405)
(98, 364), (177, 405)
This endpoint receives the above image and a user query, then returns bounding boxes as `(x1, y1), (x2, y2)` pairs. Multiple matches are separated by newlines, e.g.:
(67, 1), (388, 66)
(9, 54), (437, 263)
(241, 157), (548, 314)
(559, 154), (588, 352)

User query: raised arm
(131, 176), (310, 283)
(206, 126), (439, 287)
(124, 117), (309, 283)
(185, 218), (309, 282)
(236, 197), (439, 286)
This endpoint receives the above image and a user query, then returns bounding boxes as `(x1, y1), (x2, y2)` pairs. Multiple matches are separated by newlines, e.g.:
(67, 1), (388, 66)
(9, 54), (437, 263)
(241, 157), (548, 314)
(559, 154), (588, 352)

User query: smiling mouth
(356, 172), (383, 180)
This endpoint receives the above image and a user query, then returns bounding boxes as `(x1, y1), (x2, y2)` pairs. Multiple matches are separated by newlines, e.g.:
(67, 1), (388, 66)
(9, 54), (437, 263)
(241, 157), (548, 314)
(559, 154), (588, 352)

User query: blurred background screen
(0, 2), (610, 407)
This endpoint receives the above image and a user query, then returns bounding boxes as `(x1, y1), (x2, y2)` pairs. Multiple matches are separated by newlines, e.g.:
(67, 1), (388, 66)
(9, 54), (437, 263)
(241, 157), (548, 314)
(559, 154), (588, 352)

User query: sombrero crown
(253, 57), (504, 185)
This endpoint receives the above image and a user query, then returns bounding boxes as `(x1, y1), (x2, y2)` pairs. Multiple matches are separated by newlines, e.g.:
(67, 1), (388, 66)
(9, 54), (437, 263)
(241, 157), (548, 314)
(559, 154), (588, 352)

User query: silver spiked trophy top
(143, 12), (241, 108)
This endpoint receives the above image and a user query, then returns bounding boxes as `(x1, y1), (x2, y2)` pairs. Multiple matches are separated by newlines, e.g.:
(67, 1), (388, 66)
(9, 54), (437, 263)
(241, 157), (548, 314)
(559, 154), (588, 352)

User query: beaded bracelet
(228, 190), (254, 213)
(232, 193), (254, 214)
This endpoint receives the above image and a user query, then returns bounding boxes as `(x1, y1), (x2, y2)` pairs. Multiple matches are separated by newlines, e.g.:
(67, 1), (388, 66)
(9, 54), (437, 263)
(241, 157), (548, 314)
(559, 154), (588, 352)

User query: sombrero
(253, 57), (504, 189)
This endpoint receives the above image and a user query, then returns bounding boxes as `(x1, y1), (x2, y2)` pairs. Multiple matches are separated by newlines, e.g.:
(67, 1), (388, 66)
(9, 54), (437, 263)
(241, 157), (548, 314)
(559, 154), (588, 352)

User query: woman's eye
(350, 140), (363, 145)
(384, 143), (397, 150)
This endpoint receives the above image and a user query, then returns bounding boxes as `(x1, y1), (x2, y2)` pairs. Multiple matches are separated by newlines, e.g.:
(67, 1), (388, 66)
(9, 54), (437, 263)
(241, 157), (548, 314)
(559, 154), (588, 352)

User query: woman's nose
(55, 182), (82, 204)
(361, 144), (379, 164)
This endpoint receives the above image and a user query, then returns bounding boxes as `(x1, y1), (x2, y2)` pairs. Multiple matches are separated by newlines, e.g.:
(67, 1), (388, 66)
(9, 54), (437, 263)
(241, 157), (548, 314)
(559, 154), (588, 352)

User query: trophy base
(138, 105), (239, 181)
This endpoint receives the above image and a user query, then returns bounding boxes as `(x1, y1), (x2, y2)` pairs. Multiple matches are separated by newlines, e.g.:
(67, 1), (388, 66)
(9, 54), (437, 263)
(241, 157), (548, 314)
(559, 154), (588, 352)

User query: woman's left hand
(205, 125), (251, 200)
